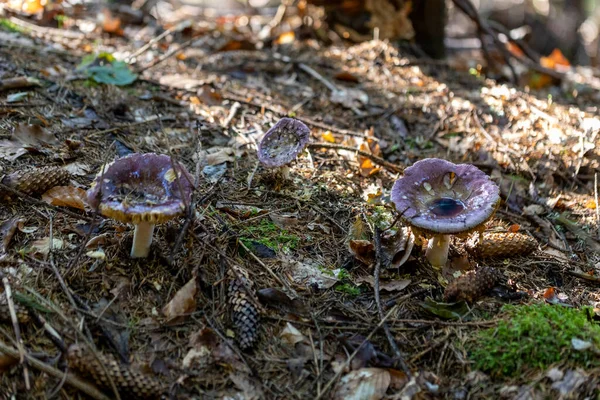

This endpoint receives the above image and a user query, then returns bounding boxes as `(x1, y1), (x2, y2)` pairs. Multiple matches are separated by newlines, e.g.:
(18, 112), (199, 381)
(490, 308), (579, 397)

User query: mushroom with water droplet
(390, 158), (500, 267)
(257, 117), (310, 179)
(87, 153), (193, 258)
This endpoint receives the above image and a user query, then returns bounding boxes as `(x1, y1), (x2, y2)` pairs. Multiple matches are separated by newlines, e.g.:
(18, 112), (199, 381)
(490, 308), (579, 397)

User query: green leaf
(419, 297), (470, 320)
(78, 54), (137, 86)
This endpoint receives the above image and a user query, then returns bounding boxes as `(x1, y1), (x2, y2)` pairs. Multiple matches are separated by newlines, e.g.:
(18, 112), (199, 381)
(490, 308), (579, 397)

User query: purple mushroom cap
(390, 158), (500, 235)
(87, 153), (193, 224)
(257, 118), (310, 168)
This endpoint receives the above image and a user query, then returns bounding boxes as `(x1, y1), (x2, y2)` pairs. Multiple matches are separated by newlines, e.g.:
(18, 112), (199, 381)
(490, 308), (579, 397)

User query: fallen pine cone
(465, 232), (538, 259)
(1, 166), (70, 199)
(0, 292), (30, 324)
(66, 344), (164, 399)
(228, 266), (260, 350)
(443, 267), (503, 303)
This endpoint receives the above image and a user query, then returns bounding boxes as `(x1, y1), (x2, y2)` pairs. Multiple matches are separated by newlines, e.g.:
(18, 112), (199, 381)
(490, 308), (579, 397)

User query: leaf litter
(0, 2), (600, 399)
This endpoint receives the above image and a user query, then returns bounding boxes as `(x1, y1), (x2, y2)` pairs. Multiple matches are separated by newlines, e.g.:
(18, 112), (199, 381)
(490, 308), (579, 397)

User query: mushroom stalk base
(425, 234), (450, 268)
(131, 222), (155, 258)
(280, 165), (291, 180)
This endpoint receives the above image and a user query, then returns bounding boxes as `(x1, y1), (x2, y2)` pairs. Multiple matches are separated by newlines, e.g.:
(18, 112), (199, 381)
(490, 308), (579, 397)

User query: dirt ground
(0, 3), (600, 399)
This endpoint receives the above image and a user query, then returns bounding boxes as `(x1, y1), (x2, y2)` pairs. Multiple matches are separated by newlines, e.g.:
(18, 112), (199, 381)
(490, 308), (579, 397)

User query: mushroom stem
(425, 234), (450, 268)
(280, 165), (291, 180)
(131, 221), (155, 258)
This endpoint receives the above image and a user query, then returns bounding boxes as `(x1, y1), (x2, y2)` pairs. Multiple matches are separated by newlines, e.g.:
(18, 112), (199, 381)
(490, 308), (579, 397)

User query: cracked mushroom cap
(257, 118), (310, 168)
(390, 158), (500, 235)
(87, 153), (193, 224)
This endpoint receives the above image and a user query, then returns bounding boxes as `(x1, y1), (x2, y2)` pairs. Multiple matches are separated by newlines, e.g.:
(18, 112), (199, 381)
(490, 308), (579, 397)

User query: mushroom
(87, 153), (193, 258)
(390, 158), (500, 268)
(257, 117), (310, 179)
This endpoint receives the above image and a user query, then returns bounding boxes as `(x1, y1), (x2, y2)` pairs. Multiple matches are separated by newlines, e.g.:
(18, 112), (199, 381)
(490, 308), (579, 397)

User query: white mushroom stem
(425, 234), (450, 268)
(280, 165), (291, 180)
(131, 221), (155, 258)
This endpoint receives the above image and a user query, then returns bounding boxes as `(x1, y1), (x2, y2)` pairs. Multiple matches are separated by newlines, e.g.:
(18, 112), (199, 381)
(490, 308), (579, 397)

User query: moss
(334, 283), (361, 296)
(241, 219), (299, 253)
(469, 304), (600, 377)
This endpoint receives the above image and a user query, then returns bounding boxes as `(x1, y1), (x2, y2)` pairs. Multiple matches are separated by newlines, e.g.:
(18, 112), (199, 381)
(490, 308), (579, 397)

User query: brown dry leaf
(357, 142), (380, 177)
(205, 148), (235, 165)
(0, 217), (24, 253)
(100, 8), (123, 35)
(162, 276), (198, 323)
(0, 352), (18, 372)
(13, 123), (58, 146)
(30, 237), (64, 256)
(355, 276), (411, 292)
(349, 239), (375, 265)
(42, 186), (88, 211)
(280, 322), (306, 347)
(7, 0), (44, 14)
(334, 71), (360, 83)
(0, 123), (57, 161)
(269, 213), (299, 229)
(333, 368), (391, 400)
(543, 287), (557, 303)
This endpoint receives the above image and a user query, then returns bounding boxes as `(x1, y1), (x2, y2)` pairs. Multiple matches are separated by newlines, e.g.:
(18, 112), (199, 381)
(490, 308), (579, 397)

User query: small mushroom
(390, 158), (500, 268)
(257, 117), (310, 179)
(87, 153), (193, 258)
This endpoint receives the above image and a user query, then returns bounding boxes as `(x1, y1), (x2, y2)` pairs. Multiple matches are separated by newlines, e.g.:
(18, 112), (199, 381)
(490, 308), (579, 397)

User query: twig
(373, 228), (410, 374)
(0, 340), (111, 400)
(297, 63), (338, 92)
(137, 36), (209, 73)
(315, 304), (400, 400)
(1, 276), (30, 390)
(595, 173), (599, 238)
(223, 101), (241, 128)
(307, 142), (403, 173)
(127, 20), (192, 63)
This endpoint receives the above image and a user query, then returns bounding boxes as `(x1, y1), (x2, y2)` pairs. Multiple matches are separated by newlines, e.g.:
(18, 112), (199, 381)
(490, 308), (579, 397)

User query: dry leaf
(287, 257), (338, 289)
(541, 49), (571, 70)
(355, 276), (411, 292)
(31, 237), (64, 255)
(13, 123), (58, 146)
(280, 323), (306, 347)
(0, 218), (24, 253)
(349, 240), (376, 265)
(269, 213), (299, 229)
(508, 224), (520, 233)
(205, 148), (235, 166)
(62, 162), (90, 176)
(333, 368), (391, 400)
(100, 8), (123, 35)
(42, 186), (88, 211)
(334, 71), (360, 83)
(162, 276), (198, 323)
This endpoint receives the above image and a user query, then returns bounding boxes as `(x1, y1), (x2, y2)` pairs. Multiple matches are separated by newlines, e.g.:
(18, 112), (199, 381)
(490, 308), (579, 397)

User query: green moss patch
(241, 219), (300, 253)
(469, 304), (600, 377)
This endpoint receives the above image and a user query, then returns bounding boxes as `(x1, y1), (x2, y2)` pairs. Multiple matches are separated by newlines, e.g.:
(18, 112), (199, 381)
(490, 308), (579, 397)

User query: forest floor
(0, 3), (600, 399)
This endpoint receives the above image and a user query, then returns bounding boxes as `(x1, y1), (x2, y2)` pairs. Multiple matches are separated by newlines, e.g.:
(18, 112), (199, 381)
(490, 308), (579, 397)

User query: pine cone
(0, 292), (30, 324)
(228, 266), (260, 350)
(465, 232), (538, 259)
(66, 344), (164, 399)
(443, 267), (503, 303)
(1, 166), (70, 198)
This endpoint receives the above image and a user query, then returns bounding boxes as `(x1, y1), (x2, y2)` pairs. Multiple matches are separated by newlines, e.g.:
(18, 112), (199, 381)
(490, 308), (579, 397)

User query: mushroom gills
(131, 221), (156, 258)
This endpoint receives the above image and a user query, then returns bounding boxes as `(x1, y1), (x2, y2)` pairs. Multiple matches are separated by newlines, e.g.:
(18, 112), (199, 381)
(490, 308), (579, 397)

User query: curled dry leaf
(333, 368), (391, 400)
(42, 186), (88, 211)
(0, 124), (58, 161)
(280, 322), (306, 347)
(162, 276), (198, 323)
(257, 288), (308, 316)
(269, 213), (299, 229)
